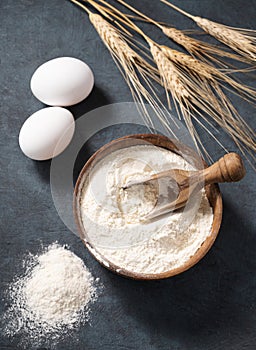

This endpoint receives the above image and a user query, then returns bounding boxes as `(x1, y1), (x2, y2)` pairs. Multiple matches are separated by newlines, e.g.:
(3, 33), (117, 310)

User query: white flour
(2, 243), (99, 348)
(80, 145), (214, 275)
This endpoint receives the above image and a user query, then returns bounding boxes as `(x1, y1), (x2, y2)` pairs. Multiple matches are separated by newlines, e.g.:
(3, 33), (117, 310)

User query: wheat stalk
(113, 0), (246, 67)
(70, 0), (175, 134)
(111, 1), (256, 102)
(95, 0), (256, 158)
(73, 0), (256, 164)
(161, 0), (256, 62)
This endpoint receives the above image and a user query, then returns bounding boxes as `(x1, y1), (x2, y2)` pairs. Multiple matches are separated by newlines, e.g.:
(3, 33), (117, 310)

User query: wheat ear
(70, 0), (175, 133)
(161, 0), (256, 62)
(161, 26), (246, 67)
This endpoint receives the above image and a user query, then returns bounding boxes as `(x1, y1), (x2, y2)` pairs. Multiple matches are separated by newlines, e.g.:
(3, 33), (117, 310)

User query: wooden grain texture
(138, 152), (245, 218)
(203, 152), (246, 184)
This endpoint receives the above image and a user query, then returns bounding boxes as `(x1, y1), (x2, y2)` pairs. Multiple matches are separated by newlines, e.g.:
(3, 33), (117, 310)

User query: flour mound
(1, 243), (99, 348)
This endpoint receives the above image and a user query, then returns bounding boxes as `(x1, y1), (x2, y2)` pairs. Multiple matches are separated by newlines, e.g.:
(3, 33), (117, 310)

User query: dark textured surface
(0, 0), (256, 349)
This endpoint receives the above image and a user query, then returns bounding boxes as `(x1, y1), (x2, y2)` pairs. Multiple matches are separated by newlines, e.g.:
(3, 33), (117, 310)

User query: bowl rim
(73, 133), (223, 280)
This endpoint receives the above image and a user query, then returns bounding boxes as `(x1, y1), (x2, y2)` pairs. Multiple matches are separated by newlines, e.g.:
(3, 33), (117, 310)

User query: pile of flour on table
(1, 243), (98, 347)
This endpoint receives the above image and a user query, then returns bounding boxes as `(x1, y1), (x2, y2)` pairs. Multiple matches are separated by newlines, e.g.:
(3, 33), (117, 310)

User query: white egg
(30, 57), (94, 106)
(19, 107), (75, 160)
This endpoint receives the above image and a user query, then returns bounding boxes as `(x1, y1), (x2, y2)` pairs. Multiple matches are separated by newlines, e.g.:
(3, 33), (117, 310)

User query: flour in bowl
(80, 145), (214, 275)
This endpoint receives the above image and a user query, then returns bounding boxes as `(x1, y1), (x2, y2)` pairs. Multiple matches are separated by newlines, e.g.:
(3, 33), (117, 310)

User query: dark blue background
(0, 1), (255, 349)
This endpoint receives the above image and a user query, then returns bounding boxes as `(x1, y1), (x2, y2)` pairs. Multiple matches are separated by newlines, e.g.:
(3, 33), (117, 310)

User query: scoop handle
(202, 153), (246, 185)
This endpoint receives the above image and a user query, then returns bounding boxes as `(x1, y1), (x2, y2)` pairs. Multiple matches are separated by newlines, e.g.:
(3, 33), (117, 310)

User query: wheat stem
(71, 0), (91, 14)
(115, 0), (162, 29)
(160, 0), (194, 19)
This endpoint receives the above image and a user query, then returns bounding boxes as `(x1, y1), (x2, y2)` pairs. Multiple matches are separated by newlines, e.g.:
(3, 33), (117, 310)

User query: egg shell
(19, 107), (75, 160)
(30, 57), (94, 106)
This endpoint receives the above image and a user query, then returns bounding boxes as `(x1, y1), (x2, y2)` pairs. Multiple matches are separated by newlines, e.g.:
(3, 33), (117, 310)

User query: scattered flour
(1, 243), (99, 348)
(80, 145), (214, 275)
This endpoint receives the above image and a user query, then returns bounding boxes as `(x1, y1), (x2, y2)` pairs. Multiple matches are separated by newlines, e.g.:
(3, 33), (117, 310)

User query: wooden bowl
(74, 134), (223, 280)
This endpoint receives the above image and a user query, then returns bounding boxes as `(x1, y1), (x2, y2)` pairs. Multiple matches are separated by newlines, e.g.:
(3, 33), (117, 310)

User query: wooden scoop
(123, 153), (245, 220)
